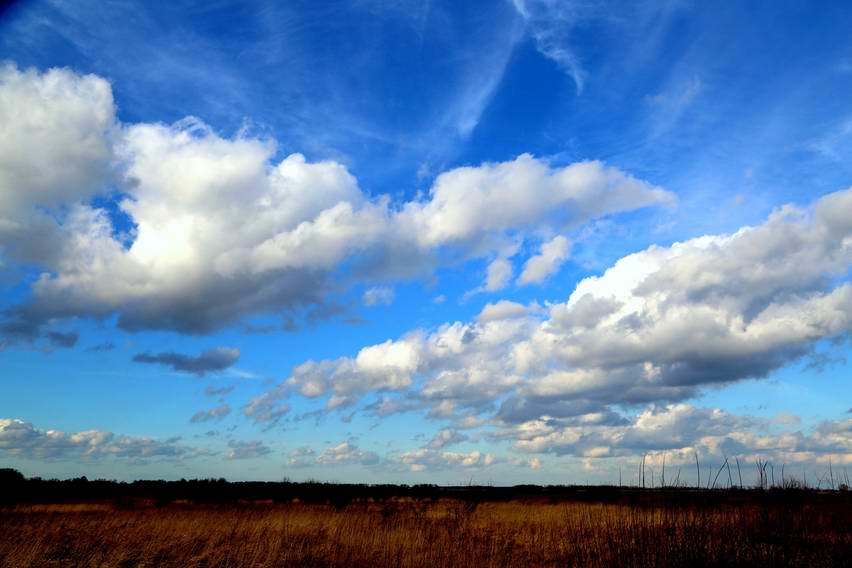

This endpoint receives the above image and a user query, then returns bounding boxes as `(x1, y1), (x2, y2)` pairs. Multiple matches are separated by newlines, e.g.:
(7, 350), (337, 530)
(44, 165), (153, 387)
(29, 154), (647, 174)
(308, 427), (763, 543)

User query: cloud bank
(0, 418), (195, 461)
(249, 187), (852, 443)
(0, 64), (672, 341)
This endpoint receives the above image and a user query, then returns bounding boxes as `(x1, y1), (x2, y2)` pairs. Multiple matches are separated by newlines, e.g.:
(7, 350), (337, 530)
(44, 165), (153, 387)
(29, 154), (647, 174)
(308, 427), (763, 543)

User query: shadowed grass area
(1, 496), (850, 567)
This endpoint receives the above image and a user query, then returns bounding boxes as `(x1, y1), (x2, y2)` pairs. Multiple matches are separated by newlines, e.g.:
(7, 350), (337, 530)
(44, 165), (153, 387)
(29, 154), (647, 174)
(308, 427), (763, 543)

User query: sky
(0, 0), (850, 485)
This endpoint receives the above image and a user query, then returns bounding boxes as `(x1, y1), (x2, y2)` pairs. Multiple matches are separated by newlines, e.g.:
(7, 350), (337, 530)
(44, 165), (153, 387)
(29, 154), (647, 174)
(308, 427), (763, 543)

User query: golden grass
(1, 498), (849, 567)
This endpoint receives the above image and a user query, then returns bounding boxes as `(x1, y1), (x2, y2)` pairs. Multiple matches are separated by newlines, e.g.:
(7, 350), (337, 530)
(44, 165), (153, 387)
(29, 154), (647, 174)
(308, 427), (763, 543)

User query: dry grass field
(2, 494), (850, 567)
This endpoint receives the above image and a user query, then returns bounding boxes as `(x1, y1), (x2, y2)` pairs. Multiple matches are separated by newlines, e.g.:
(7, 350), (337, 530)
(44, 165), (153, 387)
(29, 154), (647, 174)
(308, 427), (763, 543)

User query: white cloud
(316, 441), (379, 466)
(0, 64), (672, 340)
(254, 316), (537, 419)
(502, 404), (852, 469)
(485, 257), (513, 291)
(399, 153), (672, 249)
(0, 63), (114, 219)
(251, 188), (852, 427)
(511, 0), (588, 92)
(394, 448), (497, 471)
(226, 439), (271, 460)
(477, 300), (529, 322)
(0, 64), (115, 273)
(242, 390), (291, 427)
(286, 446), (316, 467)
(190, 404), (232, 423)
(645, 76), (703, 137)
(0, 418), (197, 460)
(362, 286), (395, 307)
(286, 441), (379, 467)
(427, 428), (468, 450)
(517, 235), (571, 285)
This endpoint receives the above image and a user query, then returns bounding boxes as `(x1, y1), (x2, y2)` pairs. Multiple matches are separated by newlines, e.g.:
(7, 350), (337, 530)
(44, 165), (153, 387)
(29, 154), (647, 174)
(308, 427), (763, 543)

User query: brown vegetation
(1, 493), (850, 567)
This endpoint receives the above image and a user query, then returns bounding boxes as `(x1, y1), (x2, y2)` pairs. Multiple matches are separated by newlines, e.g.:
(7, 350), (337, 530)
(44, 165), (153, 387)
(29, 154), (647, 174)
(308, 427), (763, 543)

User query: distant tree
(0, 469), (26, 506)
(0, 468), (25, 484)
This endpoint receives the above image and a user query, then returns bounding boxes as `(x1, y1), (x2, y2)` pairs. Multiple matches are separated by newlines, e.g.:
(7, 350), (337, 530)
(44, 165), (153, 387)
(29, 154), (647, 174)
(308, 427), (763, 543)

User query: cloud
(204, 385), (235, 397)
(517, 235), (571, 285)
(251, 187), (852, 426)
(645, 76), (703, 137)
(284, 441), (380, 467)
(427, 428), (468, 450)
(0, 64), (673, 339)
(362, 396), (421, 418)
(286, 446), (316, 467)
(242, 389), (291, 427)
(0, 63), (114, 228)
(132, 347), (240, 376)
(394, 448), (497, 472)
(252, 317), (533, 422)
(362, 286), (395, 307)
(316, 441), (379, 466)
(0, 418), (196, 460)
(508, 456), (543, 469)
(226, 439), (271, 460)
(85, 342), (116, 352)
(501, 404), (852, 468)
(511, 0), (588, 92)
(485, 257), (513, 292)
(510, 1), (684, 96)
(399, 154), (673, 249)
(190, 404), (231, 423)
(45, 330), (79, 349)
(476, 300), (529, 323)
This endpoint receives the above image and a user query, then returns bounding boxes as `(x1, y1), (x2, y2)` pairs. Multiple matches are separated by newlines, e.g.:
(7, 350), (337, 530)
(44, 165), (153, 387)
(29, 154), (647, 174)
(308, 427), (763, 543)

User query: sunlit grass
(2, 495), (850, 567)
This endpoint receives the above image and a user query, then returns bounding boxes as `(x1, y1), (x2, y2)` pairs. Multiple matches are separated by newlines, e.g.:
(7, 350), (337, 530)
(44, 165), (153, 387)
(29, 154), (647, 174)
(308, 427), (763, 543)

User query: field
(2, 490), (850, 567)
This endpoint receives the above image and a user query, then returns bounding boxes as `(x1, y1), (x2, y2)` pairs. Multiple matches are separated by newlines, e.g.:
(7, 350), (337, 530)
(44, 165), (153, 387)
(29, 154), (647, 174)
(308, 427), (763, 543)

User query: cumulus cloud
(517, 235), (571, 285)
(0, 63), (114, 226)
(476, 300), (529, 323)
(428, 428), (469, 450)
(400, 154), (672, 249)
(362, 286), (395, 307)
(250, 188), (852, 428)
(394, 448), (497, 472)
(0, 64), (672, 340)
(190, 404), (232, 423)
(0, 418), (196, 460)
(286, 446), (316, 467)
(226, 439), (271, 460)
(502, 404), (852, 470)
(248, 316), (534, 421)
(316, 441), (379, 466)
(132, 347), (240, 376)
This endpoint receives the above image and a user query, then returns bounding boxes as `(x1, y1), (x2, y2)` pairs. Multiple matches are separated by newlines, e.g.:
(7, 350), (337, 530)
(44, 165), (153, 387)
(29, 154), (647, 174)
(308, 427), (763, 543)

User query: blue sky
(0, 0), (850, 484)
